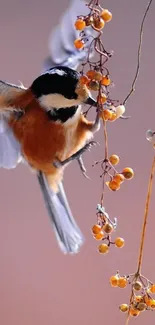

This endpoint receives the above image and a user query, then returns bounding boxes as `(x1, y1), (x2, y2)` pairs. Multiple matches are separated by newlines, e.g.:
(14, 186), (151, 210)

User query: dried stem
(136, 154), (155, 274)
(100, 120), (108, 206)
(125, 289), (134, 325)
(103, 119), (108, 160)
(123, 0), (153, 105)
(125, 153), (155, 325)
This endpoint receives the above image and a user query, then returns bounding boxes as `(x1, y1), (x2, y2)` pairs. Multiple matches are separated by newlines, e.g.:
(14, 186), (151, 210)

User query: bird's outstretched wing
(0, 80), (26, 103)
(43, 0), (97, 72)
(0, 81), (26, 168)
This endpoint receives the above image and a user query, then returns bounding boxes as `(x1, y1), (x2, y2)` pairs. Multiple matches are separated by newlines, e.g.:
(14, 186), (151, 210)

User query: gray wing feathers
(0, 81), (25, 169)
(43, 0), (97, 72)
(0, 80), (26, 100)
(0, 117), (22, 169)
(37, 171), (84, 254)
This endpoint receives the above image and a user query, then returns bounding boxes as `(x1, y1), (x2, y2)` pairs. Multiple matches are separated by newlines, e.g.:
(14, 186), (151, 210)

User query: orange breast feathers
(8, 91), (94, 176)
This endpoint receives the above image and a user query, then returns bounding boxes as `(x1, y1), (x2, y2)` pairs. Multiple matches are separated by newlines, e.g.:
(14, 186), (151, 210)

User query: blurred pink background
(0, 0), (155, 324)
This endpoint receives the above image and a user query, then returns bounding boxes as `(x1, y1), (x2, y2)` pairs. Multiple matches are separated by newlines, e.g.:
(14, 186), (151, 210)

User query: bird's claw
(77, 156), (90, 180)
(82, 141), (99, 154)
(53, 160), (62, 168)
(53, 140), (99, 170)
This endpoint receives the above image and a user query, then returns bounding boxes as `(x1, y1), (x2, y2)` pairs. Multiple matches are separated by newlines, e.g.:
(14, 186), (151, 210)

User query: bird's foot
(53, 141), (99, 178)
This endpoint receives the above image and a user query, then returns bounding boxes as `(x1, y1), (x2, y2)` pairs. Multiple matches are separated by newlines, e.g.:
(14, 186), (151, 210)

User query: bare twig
(137, 154), (155, 274)
(125, 153), (155, 325)
(123, 0), (153, 105)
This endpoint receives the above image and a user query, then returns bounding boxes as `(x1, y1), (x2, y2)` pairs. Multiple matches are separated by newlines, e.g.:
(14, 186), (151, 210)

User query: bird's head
(30, 66), (97, 110)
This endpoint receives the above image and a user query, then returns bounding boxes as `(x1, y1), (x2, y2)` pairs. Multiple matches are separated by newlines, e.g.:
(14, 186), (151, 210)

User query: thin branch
(100, 120), (108, 206)
(123, 0), (153, 105)
(136, 154), (155, 274)
(125, 153), (155, 325)
(103, 119), (108, 160)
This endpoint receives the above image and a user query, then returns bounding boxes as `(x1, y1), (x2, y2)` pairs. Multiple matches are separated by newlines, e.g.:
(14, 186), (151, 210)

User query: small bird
(0, 66), (100, 254)
(0, 0), (100, 254)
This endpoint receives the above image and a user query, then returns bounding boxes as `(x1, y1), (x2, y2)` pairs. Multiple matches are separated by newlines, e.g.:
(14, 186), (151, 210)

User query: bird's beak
(84, 96), (97, 107)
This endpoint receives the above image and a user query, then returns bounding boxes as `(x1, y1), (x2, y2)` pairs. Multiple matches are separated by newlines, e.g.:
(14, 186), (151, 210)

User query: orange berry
(101, 75), (111, 86)
(135, 295), (143, 303)
(100, 9), (112, 22)
(94, 231), (104, 240)
(97, 93), (107, 104)
(88, 80), (99, 91)
(133, 281), (142, 291)
(144, 295), (151, 306)
(103, 222), (114, 234)
(115, 237), (125, 248)
(129, 308), (140, 317)
(74, 19), (86, 30)
(113, 173), (125, 184)
(74, 38), (84, 50)
(110, 275), (119, 287)
(122, 167), (134, 180)
(108, 180), (120, 191)
(137, 302), (147, 311)
(93, 71), (103, 81)
(149, 284), (155, 294)
(150, 299), (155, 309)
(144, 297), (155, 308)
(108, 112), (117, 121)
(92, 224), (102, 235)
(100, 109), (113, 121)
(79, 75), (90, 85)
(85, 16), (94, 26)
(86, 70), (95, 79)
(118, 277), (128, 288)
(109, 154), (120, 165)
(119, 304), (129, 312)
(98, 243), (109, 254)
(93, 17), (105, 30)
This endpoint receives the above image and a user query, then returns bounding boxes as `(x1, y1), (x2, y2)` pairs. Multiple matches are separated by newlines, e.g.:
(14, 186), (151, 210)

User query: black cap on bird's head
(30, 66), (97, 109)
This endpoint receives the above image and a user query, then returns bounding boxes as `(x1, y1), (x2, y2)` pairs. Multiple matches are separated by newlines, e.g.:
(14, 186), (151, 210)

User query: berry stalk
(137, 154), (155, 274)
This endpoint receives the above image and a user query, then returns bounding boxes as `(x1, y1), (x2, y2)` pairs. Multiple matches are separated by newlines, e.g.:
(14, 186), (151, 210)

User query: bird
(0, 0), (100, 254)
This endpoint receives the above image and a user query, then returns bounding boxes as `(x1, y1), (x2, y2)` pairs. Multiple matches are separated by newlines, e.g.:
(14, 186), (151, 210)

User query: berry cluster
(79, 68), (126, 122)
(110, 272), (155, 317)
(93, 154), (134, 192)
(74, 7), (112, 50)
(74, 1), (133, 256)
(74, 1), (117, 117)
(91, 205), (124, 254)
(74, 0), (154, 324)
(79, 69), (111, 94)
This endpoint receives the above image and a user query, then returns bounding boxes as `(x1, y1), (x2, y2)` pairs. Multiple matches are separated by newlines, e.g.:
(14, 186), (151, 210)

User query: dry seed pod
(133, 281), (142, 291)
(93, 17), (105, 30)
(88, 80), (100, 91)
(103, 222), (114, 233)
(119, 304), (129, 312)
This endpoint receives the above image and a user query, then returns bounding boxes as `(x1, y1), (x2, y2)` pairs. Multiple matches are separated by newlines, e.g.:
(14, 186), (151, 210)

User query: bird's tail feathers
(37, 171), (84, 254)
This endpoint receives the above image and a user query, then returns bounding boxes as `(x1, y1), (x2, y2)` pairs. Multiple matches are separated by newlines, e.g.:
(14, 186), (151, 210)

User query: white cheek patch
(39, 93), (81, 110)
